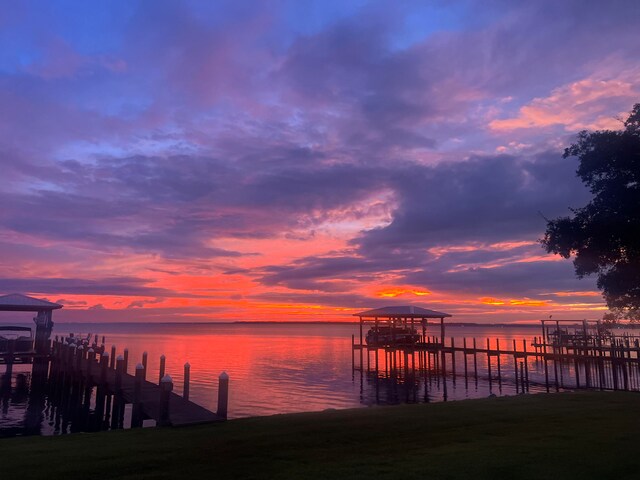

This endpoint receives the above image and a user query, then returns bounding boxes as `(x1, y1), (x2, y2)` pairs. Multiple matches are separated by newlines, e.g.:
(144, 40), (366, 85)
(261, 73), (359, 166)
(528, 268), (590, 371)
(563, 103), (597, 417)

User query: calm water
(1, 322), (556, 436)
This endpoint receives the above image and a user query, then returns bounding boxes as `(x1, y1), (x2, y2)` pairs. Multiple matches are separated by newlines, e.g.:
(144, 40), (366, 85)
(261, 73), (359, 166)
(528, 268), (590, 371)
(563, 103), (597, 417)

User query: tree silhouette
(541, 103), (640, 320)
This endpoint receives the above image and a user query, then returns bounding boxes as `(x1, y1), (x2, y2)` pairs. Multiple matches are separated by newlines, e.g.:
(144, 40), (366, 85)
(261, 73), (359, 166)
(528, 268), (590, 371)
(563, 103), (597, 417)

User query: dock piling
(184, 362), (190, 401)
(142, 351), (148, 380)
(133, 363), (144, 428)
(110, 345), (116, 369)
(159, 355), (166, 383)
(123, 348), (129, 374)
(159, 375), (173, 427)
(217, 371), (229, 420)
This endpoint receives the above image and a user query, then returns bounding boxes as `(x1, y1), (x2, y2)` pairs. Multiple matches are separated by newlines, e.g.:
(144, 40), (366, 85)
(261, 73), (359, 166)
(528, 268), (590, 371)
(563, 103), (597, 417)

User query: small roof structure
(0, 293), (63, 312)
(354, 305), (451, 319)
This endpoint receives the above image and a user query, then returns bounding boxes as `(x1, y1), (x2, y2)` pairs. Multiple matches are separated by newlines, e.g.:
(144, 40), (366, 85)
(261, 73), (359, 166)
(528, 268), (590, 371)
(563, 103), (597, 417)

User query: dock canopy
(353, 305), (451, 347)
(0, 293), (62, 354)
(0, 293), (63, 312)
(354, 306), (451, 319)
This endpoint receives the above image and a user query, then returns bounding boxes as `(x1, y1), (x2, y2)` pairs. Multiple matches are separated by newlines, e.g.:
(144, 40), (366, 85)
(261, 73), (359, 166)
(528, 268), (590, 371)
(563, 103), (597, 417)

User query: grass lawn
(1, 391), (639, 479)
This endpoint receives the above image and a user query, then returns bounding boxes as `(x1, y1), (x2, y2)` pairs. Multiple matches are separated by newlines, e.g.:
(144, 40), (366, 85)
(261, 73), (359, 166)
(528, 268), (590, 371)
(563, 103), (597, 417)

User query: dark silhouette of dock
(49, 339), (228, 427)
(352, 307), (640, 395)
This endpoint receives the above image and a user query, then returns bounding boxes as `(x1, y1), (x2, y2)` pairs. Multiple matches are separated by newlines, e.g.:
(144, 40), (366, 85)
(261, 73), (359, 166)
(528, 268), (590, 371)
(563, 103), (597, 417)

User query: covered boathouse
(353, 305), (452, 348)
(0, 293), (62, 356)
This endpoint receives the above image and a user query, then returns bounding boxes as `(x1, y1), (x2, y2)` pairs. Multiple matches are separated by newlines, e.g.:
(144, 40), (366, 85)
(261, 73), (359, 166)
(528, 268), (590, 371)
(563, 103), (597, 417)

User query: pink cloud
(489, 70), (640, 132)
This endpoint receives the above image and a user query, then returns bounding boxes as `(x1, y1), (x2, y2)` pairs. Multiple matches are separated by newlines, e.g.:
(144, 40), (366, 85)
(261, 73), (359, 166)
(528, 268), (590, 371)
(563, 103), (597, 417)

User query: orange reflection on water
(96, 323), (361, 418)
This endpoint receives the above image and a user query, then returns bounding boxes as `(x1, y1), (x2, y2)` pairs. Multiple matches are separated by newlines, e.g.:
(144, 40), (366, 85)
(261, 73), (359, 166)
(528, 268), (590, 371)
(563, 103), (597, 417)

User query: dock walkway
(50, 340), (225, 427)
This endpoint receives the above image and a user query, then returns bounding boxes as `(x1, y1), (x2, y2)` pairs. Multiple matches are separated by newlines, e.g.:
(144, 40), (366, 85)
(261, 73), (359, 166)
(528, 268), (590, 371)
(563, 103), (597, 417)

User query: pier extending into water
(47, 337), (228, 428)
(0, 293), (229, 434)
(352, 306), (640, 395)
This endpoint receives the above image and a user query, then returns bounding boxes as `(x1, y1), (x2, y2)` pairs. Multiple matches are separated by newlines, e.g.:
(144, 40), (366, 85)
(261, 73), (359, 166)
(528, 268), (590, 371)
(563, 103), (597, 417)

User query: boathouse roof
(0, 293), (63, 312)
(354, 305), (451, 319)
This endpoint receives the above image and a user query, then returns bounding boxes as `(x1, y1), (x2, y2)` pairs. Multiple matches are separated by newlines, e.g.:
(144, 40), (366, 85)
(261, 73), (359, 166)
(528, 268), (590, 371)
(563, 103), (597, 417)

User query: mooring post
(110, 345), (116, 369)
(473, 337), (478, 383)
(183, 362), (190, 401)
(450, 337), (456, 384)
(100, 351), (109, 385)
(86, 348), (95, 382)
(123, 348), (129, 374)
(495, 338), (502, 389)
(486, 338), (492, 390)
(217, 371), (229, 420)
(133, 363), (144, 428)
(159, 355), (166, 383)
(513, 339), (519, 392)
(142, 351), (148, 380)
(351, 335), (355, 371)
(115, 355), (124, 393)
(463, 337), (468, 381)
(159, 375), (173, 426)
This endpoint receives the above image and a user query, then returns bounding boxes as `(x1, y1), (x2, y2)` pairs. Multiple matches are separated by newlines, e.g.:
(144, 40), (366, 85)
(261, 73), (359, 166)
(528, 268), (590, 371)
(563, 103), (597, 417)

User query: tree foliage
(541, 103), (640, 320)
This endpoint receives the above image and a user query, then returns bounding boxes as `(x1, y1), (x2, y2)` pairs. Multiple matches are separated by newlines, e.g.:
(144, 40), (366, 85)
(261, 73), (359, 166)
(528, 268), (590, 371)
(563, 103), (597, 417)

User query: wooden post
(520, 362), (525, 392)
(142, 352), (148, 380)
(100, 351), (109, 385)
(86, 348), (94, 382)
(486, 338), (492, 390)
(375, 345), (379, 373)
(217, 371), (229, 420)
(159, 354), (166, 383)
(463, 337), (468, 383)
(115, 355), (124, 392)
(543, 333), (550, 392)
(582, 320), (591, 387)
(621, 344), (629, 390)
(159, 375), (173, 427)
(450, 337), (456, 384)
(359, 317), (363, 371)
(351, 334), (355, 370)
(133, 363), (144, 428)
(495, 338), (502, 389)
(123, 348), (129, 374)
(513, 339), (519, 392)
(473, 338), (478, 383)
(183, 362), (191, 401)
(522, 339), (529, 392)
(110, 345), (116, 369)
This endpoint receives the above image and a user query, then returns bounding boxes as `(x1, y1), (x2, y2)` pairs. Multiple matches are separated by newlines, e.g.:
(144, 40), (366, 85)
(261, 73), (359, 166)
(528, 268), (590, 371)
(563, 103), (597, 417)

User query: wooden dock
(49, 339), (228, 428)
(352, 317), (640, 394)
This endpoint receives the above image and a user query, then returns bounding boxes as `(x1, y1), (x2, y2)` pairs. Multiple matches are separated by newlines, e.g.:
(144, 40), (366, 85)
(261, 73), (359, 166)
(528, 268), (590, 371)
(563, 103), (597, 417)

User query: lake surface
(0, 322), (567, 436)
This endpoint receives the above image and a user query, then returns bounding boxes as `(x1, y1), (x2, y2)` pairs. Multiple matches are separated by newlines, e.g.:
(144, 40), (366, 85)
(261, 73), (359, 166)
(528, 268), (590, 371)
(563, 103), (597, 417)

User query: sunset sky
(1, 0), (639, 323)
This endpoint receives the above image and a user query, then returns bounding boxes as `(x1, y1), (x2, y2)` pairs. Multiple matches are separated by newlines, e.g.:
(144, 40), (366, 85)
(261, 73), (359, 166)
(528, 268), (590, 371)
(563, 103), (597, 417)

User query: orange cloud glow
(480, 297), (550, 307)
(375, 287), (432, 298)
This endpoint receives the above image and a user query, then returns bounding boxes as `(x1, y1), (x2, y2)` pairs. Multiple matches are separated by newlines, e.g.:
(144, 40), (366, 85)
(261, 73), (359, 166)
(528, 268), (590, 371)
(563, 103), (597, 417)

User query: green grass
(2, 392), (639, 479)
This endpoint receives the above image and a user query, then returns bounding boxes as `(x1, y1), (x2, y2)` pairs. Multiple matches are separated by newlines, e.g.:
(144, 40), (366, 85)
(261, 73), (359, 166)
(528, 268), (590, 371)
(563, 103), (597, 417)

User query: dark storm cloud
(255, 152), (595, 297)
(356, 152), (591, 254)
(407, 259), (598, 297)
(0, 153), (391, 258)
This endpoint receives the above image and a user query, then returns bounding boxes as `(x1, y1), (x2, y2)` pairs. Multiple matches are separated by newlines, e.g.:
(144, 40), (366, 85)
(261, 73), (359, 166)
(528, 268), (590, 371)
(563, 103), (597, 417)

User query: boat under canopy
(353, 305), (452, 347)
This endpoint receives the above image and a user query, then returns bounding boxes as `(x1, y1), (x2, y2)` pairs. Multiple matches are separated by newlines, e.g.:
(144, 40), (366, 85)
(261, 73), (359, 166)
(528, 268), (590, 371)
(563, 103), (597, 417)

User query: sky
(1, 0), (639, 323)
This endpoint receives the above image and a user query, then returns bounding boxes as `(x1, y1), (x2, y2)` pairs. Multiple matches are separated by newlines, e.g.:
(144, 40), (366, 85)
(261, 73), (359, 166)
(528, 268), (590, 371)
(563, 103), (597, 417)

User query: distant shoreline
(1, 320), (552, 327)
(2, 320), (637, 328)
